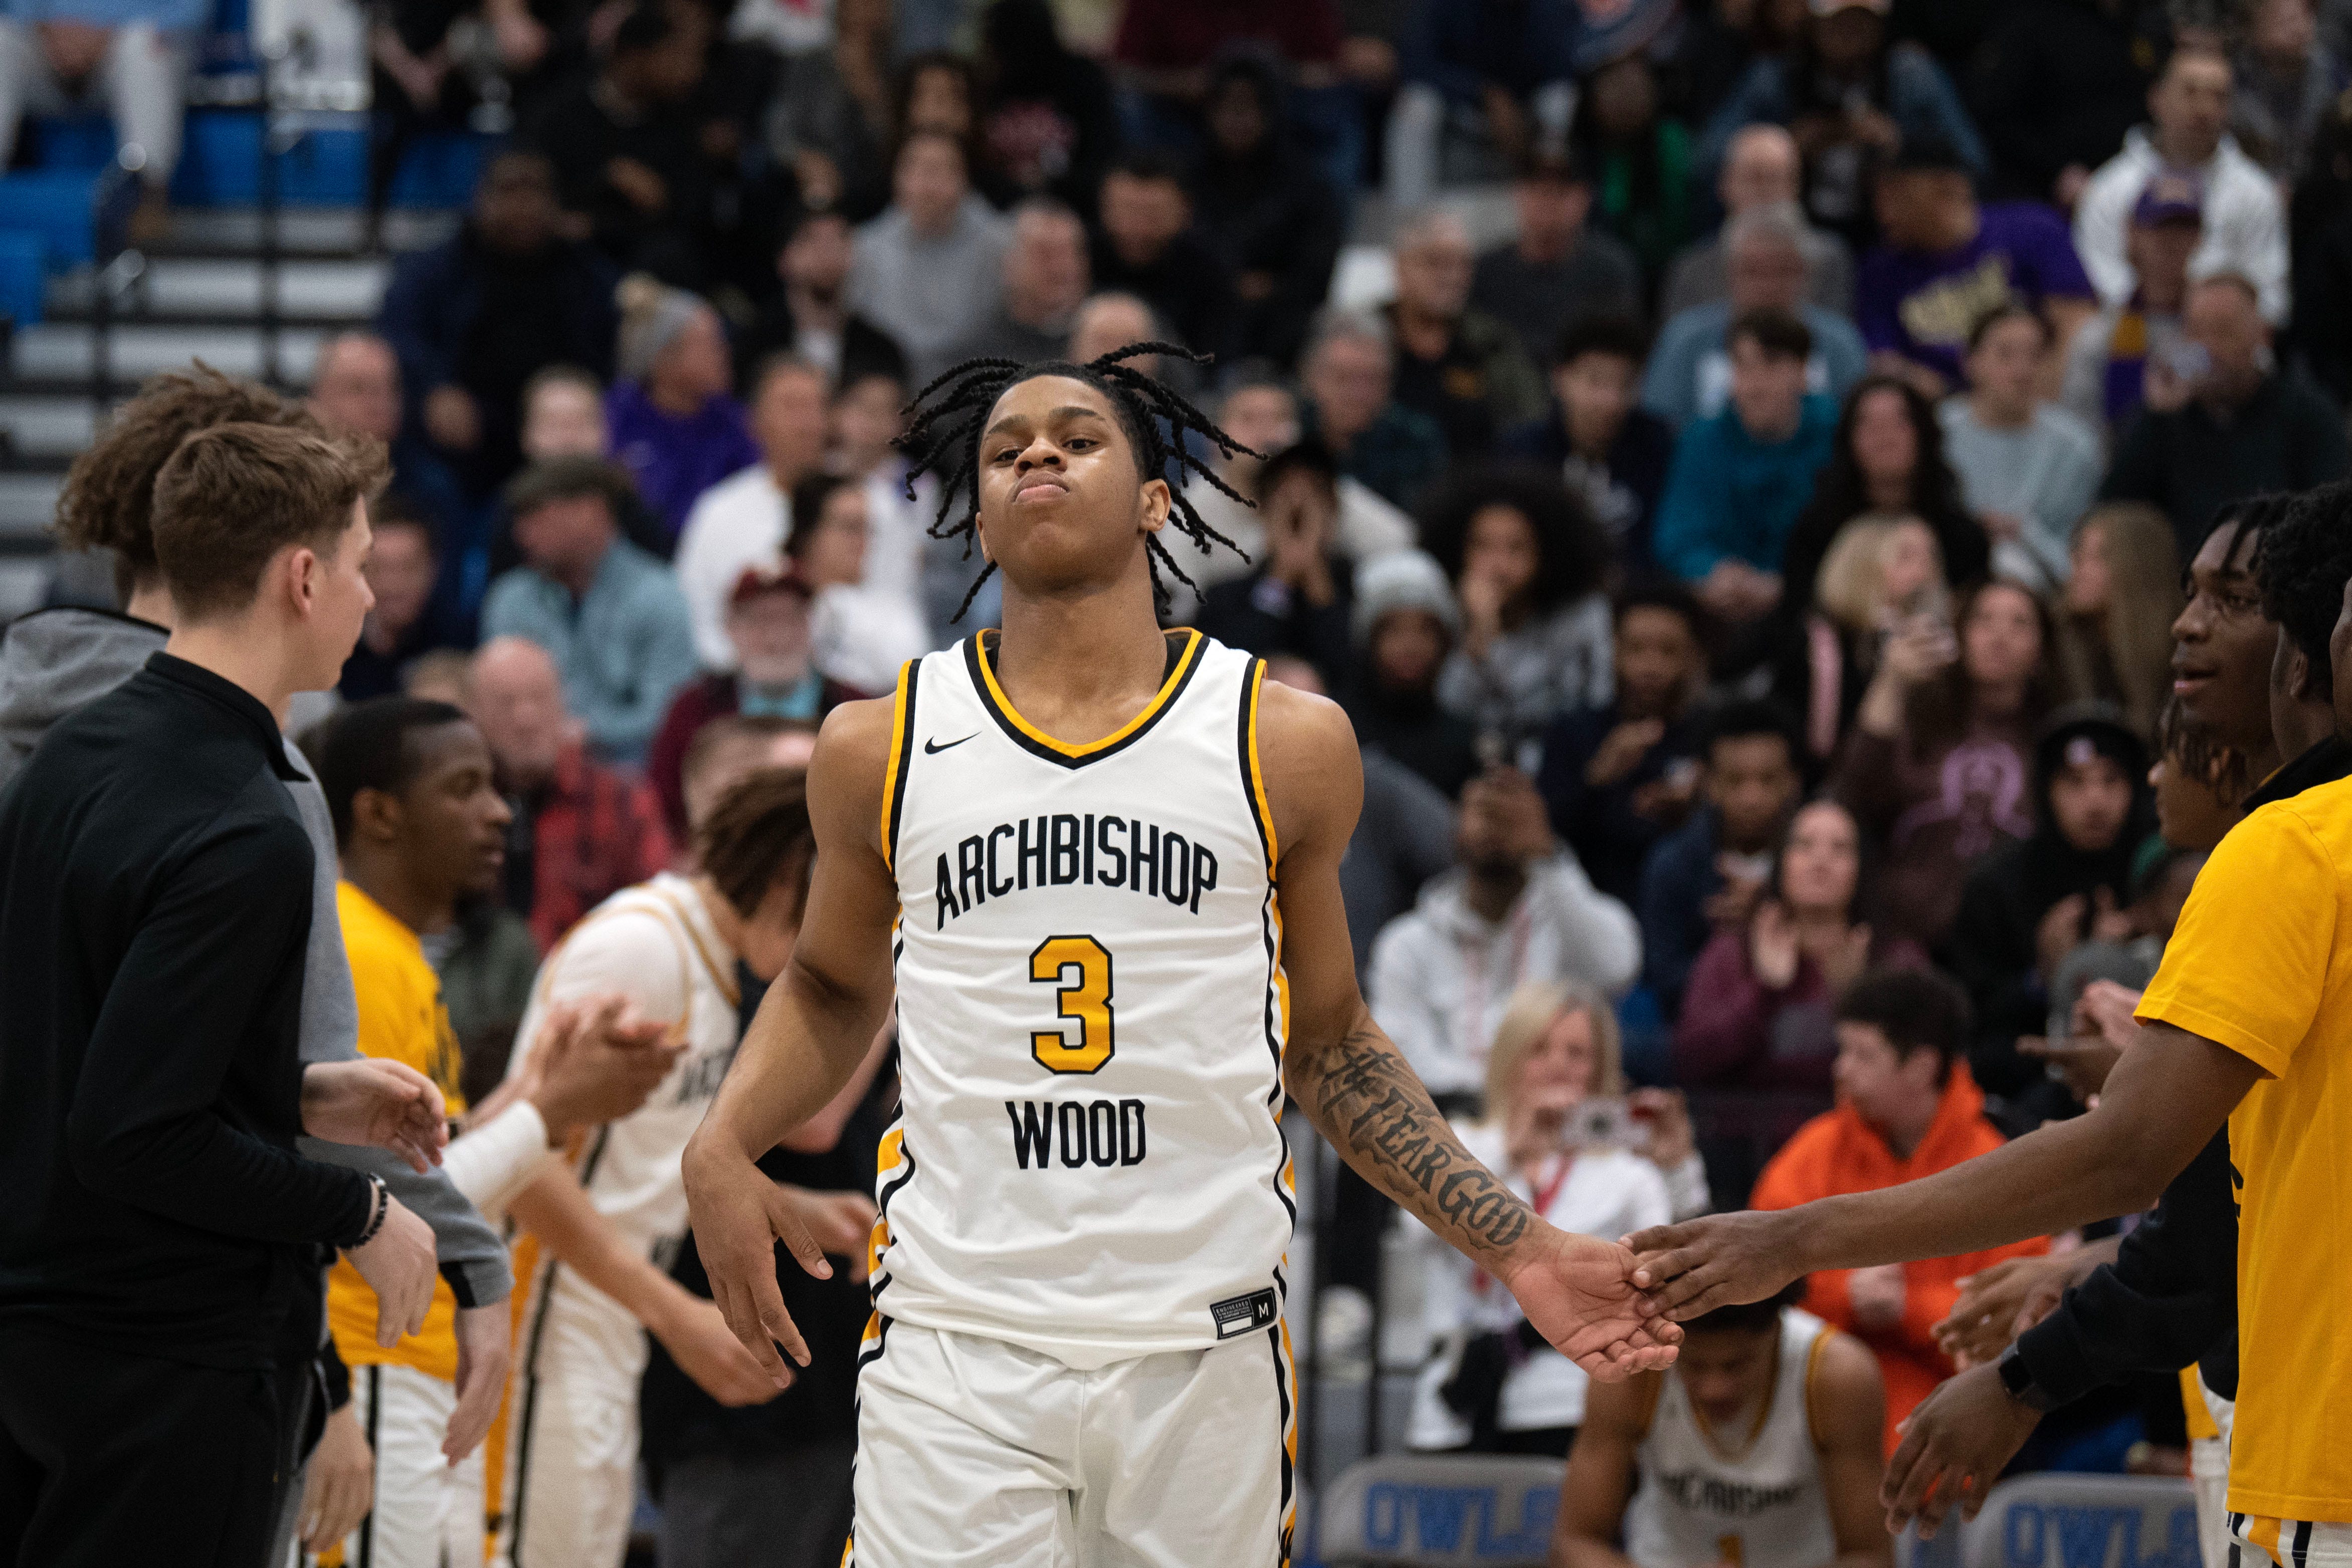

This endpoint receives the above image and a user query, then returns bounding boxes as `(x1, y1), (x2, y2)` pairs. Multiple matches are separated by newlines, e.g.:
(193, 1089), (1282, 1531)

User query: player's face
(2172, 522), (2276, 752)
(402, 721), (511, 899)
(1676, 1324), (1778, 1429)
(975, 376), (1169, 598)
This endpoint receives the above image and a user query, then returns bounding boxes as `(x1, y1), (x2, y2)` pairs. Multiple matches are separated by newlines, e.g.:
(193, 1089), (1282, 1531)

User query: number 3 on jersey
(1030, 935), (1114, 1073)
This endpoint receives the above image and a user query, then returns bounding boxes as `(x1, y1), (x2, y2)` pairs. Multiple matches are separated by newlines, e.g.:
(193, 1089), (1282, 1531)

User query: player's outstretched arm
(1256, 682), (1678, 1379)
(1546, 1371), (1649, 1568)
(1624, 1020), (2258, 1320)
(683, 696), (902, 1385)
(1813, 1330), (1895, 1568)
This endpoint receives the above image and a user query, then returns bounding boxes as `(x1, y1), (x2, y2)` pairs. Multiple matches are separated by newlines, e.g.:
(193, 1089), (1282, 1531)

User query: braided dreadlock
(898, 344), (1262, 621)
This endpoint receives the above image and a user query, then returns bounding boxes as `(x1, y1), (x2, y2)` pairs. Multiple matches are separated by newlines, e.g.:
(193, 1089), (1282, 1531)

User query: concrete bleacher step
(0, 472), (63, 539)
(0, 395), (103, 461)
(9, 322), (327, 385)
(46, 256), (388, 325)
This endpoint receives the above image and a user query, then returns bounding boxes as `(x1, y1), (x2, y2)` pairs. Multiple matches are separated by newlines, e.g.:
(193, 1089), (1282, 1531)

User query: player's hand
(529, 995), (684, 1138)
(773, 1185), (879, 1283)
(347, 1194), (437, 1346)
(1935, 1254), (2073, 1368)
(655, 1293), (787, 1407)
(445, 1302), (511, 1464)
(303, 1058), (449, 1172)
(299, 1403), (374, 1551)
(1847, 1263), (1907, 1332)
(682, 1143), (836, 1386)
(1626, 1209), (1805, 1321)
(1497, 1219), (1681, 1380)
(1883, 1362), (2041, 1537)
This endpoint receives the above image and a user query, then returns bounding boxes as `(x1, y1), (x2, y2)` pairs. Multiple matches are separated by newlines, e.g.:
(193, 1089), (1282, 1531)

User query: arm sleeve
(66, 819), (372, 1246)
(2135, 802), (2335, 1079)
(1529, 853), (1642, 997)
(2073, 166), (2138, 309)
(1671, 931), (1778, 1086)
(440, 1101), (560, 1219)
(1651, 427), (1726, 581)
(2013, 1129), (2236, 1405)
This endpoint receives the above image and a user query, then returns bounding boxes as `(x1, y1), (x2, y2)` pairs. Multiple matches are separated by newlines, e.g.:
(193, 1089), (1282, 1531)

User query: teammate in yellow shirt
(1622, 496), (2352, 1565)
(310, 696), (680, 1568)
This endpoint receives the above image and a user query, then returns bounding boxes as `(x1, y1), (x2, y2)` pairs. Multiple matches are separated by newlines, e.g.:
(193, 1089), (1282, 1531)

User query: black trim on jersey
(506, 1251), (567, 1560)
(840, 1315), (894, 1568)
(576, 1126), (614, 1188)
(887, 659), (921, 867)
(2294, 1521), (2314, 1568)
(1268, 1322), (1295, 1567)
(359, 1364), (382, 1567)
(1237, 657), (1274, 875)
(962, 629), (1204, 769)
(870, 1107), (915, 1303)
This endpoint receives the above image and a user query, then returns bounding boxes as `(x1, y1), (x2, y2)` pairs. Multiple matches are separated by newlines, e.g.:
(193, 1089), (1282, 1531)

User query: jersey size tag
(1211, 1288), (1279, 1340)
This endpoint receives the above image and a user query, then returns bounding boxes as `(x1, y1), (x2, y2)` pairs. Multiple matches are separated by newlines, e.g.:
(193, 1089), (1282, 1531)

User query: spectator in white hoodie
(1368, 765), (1641, 1101)
(2075, 43), (2289, 324)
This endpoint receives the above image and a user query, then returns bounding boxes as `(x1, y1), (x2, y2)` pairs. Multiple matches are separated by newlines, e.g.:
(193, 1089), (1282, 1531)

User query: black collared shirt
(0, 653), (372, 1370)
(2015, 735), (2352, 1407)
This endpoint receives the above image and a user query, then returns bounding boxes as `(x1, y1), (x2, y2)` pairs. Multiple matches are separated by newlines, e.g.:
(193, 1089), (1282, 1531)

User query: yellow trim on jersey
(880, 660), (914, 870)
(974, 627), (1203, 758)
(1246, 658), (1279, 874)
(2250, 1516), (2285, 1562)
(1803, 1322), (1834, 1449)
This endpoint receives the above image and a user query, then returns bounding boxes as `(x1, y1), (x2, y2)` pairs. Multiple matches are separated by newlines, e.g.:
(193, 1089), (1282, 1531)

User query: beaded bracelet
(353, 1174), (389, 1247)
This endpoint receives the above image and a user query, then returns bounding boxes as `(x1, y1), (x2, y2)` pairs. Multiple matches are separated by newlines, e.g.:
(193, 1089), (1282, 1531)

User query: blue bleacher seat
(0, 231), (45, 325)
(0, 170), (102, 266)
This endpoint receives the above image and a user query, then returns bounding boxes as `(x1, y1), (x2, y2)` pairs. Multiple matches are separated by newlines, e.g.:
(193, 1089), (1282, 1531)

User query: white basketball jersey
(874, 629), (1294, 1369)
(1626, 1308), (1839, 1568)
(507, 872), (744, 1269)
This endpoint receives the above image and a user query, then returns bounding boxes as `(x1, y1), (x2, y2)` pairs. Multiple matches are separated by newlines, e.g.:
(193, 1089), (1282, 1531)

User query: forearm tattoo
(1297, 1022), (1531, 1261)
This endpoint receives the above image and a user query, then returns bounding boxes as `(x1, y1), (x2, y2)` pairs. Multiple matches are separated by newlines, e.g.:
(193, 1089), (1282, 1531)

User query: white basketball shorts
(842, 1314), (1297, 1567)
(335, 1362), (485, 1568)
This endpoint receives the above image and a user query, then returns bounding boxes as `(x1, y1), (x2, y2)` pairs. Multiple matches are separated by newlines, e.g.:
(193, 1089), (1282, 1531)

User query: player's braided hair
(898, 344), (1261, 620)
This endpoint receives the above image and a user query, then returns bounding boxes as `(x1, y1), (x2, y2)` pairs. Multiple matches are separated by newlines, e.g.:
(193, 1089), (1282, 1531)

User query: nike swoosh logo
(923, 734), (976, 754)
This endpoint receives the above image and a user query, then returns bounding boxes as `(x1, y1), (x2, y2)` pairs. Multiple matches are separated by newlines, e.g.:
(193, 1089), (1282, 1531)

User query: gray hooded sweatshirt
(0, 606), (513, 1307)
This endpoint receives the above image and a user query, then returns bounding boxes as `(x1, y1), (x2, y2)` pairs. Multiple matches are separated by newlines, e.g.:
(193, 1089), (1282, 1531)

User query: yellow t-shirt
(325, 882), (468, 1383)
(2136, 775), (2352, 1521)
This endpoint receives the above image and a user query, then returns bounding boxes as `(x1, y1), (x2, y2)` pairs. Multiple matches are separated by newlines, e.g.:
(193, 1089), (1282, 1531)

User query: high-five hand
(1625, 1209), (1808, 1320)
(1500, 1220), (1681, 1378)
(302, 1058), (450, 1172)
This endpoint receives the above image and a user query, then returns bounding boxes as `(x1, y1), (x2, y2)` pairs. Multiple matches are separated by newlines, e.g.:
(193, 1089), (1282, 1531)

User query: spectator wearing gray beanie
(1343, 550), (1483, 799)
(605, 275), (759, 542)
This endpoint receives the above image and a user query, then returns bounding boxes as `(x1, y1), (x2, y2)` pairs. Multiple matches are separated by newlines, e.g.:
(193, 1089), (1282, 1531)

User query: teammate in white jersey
(493, 769), (877, 1568)
(1556, 1293), (1888, 1568)
(683, 342), (1682, 1567)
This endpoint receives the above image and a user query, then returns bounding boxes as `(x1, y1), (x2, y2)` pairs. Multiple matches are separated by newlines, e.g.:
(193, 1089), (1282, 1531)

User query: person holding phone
(1405, 983), (1709, 1457)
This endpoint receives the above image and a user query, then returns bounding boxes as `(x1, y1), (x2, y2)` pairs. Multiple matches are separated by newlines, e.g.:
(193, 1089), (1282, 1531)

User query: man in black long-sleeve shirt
(1877, 487), (2352, 1547)
(0, 422), (449, 1564)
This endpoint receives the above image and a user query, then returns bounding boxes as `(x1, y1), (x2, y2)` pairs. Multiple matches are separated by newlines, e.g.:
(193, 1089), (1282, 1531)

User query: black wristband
(352, 1174), (388, 1248)
(1998, 1343), (2063, 1413)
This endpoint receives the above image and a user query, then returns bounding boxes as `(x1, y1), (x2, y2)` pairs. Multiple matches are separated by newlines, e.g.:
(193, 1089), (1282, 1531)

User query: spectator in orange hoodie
(1750, 967), (2047, 1453)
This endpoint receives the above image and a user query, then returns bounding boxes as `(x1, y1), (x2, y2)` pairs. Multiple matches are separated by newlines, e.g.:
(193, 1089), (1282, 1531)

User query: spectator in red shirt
(469, 635), (672, 951)
(1749, 968), (2048, 1453)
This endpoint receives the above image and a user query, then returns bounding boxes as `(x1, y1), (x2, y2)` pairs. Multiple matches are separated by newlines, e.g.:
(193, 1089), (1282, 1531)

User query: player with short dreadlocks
(899, 343), (1256, 619)
(684, 347), (1681, 1566)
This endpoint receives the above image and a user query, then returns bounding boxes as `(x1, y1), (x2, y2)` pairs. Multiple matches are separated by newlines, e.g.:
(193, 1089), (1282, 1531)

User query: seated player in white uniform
(683, 342), (1681, 1568)
(1554, 1288), (1889, 1568)
(492, 768), (881, 1568)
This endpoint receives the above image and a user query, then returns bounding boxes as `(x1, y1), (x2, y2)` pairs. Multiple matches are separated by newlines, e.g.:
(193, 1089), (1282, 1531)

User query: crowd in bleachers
(12, 0), (2350, 1527)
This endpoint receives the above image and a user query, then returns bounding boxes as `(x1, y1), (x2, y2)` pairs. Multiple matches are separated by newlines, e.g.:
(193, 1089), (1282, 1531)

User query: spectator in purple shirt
(604, 275), (760, 545)
(1855, 139), (2098, 399)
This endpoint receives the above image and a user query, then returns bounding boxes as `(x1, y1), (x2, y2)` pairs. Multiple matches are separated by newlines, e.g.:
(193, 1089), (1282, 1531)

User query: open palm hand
(1498, 1220), (1682, 1380)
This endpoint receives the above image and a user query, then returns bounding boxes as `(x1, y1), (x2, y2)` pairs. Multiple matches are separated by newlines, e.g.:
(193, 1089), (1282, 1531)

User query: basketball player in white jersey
(1555, 1291), (1889, 1568)
(492, 769), (879, 1568)
(682, 344), (1682, 1566)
